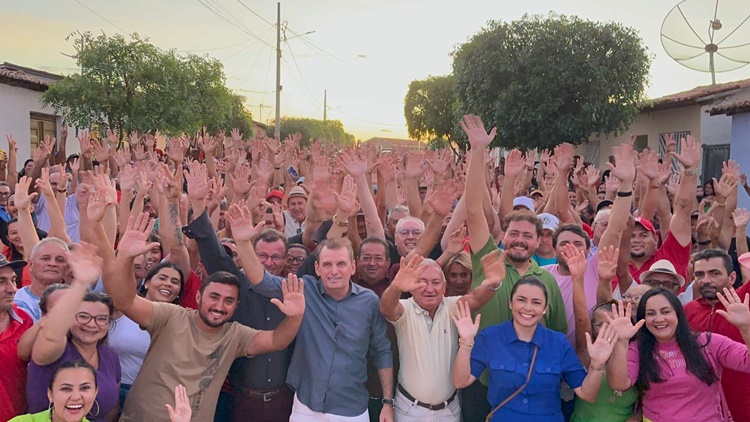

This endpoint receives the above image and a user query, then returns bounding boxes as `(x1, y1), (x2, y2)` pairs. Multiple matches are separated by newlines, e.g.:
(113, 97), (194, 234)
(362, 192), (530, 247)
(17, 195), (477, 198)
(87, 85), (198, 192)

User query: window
(658, 131), (690, 171)
(30, 113), (57, 151)
(634, 135), (648, 152)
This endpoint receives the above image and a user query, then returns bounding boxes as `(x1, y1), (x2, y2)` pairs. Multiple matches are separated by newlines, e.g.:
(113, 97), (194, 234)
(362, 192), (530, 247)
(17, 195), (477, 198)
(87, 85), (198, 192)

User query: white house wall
(0, 83), (77, 163)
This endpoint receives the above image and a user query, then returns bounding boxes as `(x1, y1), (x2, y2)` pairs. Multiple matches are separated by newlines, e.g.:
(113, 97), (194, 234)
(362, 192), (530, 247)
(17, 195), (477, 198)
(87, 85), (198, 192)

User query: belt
(397, 384), (457, 411)
(236, 387), (286, 402)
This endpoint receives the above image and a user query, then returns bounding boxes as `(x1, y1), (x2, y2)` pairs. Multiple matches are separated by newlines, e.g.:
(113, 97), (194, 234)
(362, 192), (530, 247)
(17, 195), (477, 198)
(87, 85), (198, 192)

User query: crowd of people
(0, 115), (749, 422)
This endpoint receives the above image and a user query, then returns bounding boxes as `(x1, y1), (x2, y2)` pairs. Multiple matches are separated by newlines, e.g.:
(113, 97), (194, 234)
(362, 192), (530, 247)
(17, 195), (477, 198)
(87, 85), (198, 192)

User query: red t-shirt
(179, 270), (202, 310)
(685, 282), (750, 422)
(628, 231), (691, 285)
(0, 305), (33, 421)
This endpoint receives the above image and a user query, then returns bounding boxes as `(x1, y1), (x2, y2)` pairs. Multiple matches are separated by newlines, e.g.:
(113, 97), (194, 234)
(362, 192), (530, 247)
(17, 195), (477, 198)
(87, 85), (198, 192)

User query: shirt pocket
(530, 363), (562, 393)
(488, 360), (524, 388)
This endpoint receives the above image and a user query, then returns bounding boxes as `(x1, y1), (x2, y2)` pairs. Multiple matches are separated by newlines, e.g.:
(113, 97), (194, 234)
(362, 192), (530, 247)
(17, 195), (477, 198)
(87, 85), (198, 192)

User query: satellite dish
(661, 0), (750, 84)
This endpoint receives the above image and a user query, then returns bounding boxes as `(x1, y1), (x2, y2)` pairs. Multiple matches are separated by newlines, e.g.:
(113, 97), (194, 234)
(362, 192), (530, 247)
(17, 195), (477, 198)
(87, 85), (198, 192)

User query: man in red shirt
(0, 255), (32, 421)
(629, 136), (701, 283)
(685, 249), (750, 422)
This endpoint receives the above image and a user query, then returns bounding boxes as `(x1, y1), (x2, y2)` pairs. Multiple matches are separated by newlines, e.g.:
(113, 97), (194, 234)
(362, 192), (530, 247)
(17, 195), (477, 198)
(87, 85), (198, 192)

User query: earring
(48, 402), (53, 414)
(89, 399), (101, 418)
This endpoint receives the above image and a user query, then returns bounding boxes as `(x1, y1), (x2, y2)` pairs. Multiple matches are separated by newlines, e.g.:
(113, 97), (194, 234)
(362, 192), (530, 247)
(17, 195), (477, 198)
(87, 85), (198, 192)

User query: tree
(42, 32), (252, 137)
(404, 75), (457, 142)
(271, 117), (355, 146)
(451, 13), (651, 150)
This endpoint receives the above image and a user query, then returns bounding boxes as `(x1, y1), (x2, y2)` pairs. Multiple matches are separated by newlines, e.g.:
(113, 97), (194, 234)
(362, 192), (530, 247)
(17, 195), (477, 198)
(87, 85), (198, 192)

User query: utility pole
(323, 89), (327, 122)
(274, 2), (282, 141)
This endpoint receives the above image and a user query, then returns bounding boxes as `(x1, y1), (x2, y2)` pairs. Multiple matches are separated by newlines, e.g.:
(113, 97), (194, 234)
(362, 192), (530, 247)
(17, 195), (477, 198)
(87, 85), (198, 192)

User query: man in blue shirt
(232, 210), (394, 422)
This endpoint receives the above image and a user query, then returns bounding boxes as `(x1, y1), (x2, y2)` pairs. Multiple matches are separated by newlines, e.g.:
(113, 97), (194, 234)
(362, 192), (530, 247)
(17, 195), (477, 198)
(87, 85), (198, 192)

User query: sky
(2, 0), (750, 141)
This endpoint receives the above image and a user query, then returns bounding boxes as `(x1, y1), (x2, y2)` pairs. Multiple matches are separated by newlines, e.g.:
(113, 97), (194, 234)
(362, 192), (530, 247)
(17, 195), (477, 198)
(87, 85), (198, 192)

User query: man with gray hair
(13, 237), (69, 321)
(379, 252), (506, 421)
(393, 216), (426, 258)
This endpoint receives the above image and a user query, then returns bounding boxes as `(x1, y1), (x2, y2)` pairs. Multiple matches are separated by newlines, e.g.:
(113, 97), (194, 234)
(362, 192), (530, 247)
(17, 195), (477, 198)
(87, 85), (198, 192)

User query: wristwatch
(382, 398), (394, 406)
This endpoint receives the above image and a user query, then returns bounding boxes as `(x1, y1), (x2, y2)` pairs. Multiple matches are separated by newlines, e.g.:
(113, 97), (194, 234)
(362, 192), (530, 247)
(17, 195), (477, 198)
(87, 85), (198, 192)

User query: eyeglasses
(75, 312), (111, 327)
(0, 192), (11, 197)
(258, 254), (285, 263)
(643, 280), (680, 289)
(397, 229), (422, 237)
(622, 293), (643, 303)
(286, 256), (306, 263)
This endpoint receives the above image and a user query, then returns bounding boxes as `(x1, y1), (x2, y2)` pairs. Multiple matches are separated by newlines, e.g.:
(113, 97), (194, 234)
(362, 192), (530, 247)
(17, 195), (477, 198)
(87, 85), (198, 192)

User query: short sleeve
(471, 236), (498, 286)
(626, 341), (640, 388)
(470, 329), (491, 379)
(389, 299), (412, 325)
(559, 339), (586, 389)
(657, 231), (691, 281)
(235, 324), (260, 359)
(145, 302), (180, 335)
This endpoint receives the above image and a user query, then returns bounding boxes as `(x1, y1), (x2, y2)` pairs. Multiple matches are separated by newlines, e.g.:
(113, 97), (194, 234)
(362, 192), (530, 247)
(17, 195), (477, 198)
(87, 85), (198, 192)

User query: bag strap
(484, 345), (539, 422)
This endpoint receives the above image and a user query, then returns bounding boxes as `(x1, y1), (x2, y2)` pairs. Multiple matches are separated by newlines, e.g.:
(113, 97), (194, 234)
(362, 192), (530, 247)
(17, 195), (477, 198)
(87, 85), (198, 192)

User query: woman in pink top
(605, 288), (750, 422)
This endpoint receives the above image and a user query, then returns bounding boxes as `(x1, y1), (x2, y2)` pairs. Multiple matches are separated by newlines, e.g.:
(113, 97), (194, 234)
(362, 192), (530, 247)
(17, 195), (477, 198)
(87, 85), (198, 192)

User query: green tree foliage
(42, 32), (253, 137)
(404, 75), (458, 141)
(449, 13), (651, 150)
(272, 117), (355, 146)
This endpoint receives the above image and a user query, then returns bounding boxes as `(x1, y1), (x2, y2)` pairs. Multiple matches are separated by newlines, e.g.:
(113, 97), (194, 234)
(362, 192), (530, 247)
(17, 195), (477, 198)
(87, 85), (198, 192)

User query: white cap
(513, 196), (535, 213)
(538, 213), (560, 232)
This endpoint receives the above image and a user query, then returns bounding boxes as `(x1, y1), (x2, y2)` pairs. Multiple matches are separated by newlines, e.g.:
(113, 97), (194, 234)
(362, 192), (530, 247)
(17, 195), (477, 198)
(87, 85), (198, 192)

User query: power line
(236, 0), (274, 27)
(195, 0), (275, 49)
(175, 40), (250, 53)
(284, 38), (321, 107)
(73, 0), (129, 34)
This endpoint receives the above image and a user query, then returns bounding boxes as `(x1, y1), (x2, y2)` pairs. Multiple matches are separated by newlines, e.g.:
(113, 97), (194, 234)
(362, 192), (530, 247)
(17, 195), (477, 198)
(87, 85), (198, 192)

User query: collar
(506, 259), (545, 276)
(316, 278), (362, 297)
(501, 319), (545, 348)
(409, 297), (445, 316)
(9, 304), (25, 324)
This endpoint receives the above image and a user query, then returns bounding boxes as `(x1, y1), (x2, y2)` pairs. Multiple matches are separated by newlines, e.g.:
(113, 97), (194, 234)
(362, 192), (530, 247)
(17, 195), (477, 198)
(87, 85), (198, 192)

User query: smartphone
(287, 166), (300, 181)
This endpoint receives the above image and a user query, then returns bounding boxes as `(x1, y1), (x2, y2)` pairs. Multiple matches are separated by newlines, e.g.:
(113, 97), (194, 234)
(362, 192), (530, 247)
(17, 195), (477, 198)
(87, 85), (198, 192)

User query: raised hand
(459, 114), (496, 150)
(716, 288), (750, 331)
(336, 174), (358, 216)
(166, 138), (186, 164)
(35, 167), (55, 197)
(638, 149), (659, 181)
(560, 243), (587, 279)
(165, 385), (192, 422)
(451, 300), (480, 341)
(225, 203), (265, 242)
(444, 227), (467, 256)
(87, 187), (111, 222)
(741, 173), (748, 187)
(6, 134), (17, 153)
(119, 164), (137, 191)
(197, 133), (217, 156)
(504, 149), (525, 178)
(586, 322), (618, 367)
(14, 176), (37, 211)
(480, 249), (506, 288)
(231, 165), (253, 196)
(734, 208), (750, 228)
(666, 173), (680, 196)
(391, 256), (429, 293)
(230, 128), (243, 143)
(91, 138), (110, 162)
(604, 301), (644, 342)
(670, 135), (701, 170)
(118, 213), (159, 258)
(607, 142), (636, 183)
(270, 275), (306, 318)
(67, 242), (103, 286)
(596, 245), (619, 282)
(714, 172), (738, 200)
(404, 152), (424, 179)
(184, 162), (209, 201)
(339, 149), (367, 178)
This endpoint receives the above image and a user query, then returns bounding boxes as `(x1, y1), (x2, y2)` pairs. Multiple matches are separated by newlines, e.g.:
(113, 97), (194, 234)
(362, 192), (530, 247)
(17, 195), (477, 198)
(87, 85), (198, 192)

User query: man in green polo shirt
(458, 114), (567, 422)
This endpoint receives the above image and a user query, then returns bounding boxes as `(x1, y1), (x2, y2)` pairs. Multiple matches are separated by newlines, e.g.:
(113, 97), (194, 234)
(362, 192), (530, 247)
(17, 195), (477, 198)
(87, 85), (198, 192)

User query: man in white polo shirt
(379, 252), (506, 421)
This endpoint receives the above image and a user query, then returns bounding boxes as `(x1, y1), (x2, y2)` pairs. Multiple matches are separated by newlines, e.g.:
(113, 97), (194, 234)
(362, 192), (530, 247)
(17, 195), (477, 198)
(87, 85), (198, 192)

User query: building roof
(0, 62), (63, 92)
(643, 78), (750, 112)
(362, 137), (422, 150)
(707, 90), (750, 116)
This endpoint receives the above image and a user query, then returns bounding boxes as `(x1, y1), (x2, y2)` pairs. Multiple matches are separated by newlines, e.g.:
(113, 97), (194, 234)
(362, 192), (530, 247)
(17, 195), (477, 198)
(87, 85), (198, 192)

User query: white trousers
(289, 393), (370, 422)
(394, 389), (461, 422)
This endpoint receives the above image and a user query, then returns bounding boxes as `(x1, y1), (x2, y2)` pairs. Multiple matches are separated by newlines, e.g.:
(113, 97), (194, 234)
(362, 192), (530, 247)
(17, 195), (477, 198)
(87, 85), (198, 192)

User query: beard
(199, 309), (228, 328)
(506, 241), (531, 263)
(630, 251), (646, 259)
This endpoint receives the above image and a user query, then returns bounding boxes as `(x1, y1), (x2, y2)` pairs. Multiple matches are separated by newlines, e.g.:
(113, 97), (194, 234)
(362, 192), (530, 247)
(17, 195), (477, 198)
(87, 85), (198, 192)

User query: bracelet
(616, 191), (633, 197)
(381, 398), (394, 406)
(714, 202), (727, 207)
(697, 239), (712, 246)
(683, 168), (699, 176)
(56, 189), (67, 193)
(458, 338), (475, 348)
(488, 282), (502, 291)
(589, 363), (605, 372)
